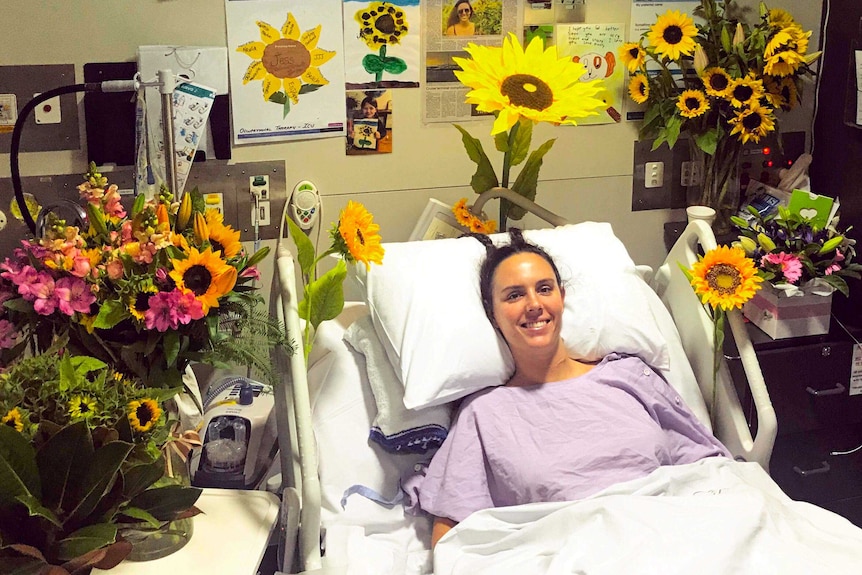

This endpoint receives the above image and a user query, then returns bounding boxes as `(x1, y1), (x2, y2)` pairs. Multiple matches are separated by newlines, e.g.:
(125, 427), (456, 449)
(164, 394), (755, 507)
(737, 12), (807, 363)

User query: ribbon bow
(162, 421), (202, 479)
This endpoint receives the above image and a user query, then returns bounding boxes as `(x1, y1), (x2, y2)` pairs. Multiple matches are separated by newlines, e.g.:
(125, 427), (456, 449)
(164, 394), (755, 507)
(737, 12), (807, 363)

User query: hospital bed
(270, 194), (862, 575)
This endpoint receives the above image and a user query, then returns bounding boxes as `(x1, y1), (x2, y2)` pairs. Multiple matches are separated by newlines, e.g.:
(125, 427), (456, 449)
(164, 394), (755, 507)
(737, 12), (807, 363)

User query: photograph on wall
(225, 0), (346, 144)
(422, 0), (521, 123)
(344, 0), (420, 89)
(346, 89), (393, 155)
(555, 23), (625, 125)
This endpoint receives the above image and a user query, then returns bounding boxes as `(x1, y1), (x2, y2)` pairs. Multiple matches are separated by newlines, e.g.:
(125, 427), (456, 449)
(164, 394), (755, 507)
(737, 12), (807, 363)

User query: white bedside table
(94, 488), (280, 575)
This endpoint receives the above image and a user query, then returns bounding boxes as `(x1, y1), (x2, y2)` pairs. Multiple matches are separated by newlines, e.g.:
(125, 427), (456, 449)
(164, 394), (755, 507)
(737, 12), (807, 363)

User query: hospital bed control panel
(724, 323), (862, 527)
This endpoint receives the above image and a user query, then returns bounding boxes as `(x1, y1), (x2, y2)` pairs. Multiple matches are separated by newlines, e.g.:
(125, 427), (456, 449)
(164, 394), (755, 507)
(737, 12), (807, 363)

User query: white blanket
(435, 458), (862, 574)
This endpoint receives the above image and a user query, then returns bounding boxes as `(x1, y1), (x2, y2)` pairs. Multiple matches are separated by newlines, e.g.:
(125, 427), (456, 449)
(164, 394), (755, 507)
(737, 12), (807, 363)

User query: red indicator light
(762, 146), (771, 155)
(766, 160), (774, 168)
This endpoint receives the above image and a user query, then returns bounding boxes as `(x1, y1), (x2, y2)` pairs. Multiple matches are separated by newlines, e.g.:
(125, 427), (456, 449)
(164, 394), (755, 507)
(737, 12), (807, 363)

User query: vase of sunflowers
(452, 33), (607, 231)
(624, 0), (820, 235)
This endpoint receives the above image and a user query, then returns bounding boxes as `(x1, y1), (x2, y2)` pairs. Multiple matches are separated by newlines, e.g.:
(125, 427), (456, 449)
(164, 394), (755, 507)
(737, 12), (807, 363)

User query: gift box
(743, 284), (832, 339)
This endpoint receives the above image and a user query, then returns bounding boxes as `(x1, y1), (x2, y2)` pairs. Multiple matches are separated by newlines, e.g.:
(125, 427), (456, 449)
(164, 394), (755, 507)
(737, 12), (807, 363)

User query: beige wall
(0, 0), (822, 274)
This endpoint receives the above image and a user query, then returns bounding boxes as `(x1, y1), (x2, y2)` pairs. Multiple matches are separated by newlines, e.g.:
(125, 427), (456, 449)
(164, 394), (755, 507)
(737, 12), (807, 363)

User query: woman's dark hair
(447, 0), (474, 28)
(467, 228), (563, 324)
(360, 96), (379, 112)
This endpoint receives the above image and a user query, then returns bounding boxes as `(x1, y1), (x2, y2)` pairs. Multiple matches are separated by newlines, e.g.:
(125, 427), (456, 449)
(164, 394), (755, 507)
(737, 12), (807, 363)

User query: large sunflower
(647, 10), (698, 61)
(206, 218), (243, 259)
(619, 42), (646, 74)
(628, 74), (650, 104)
(764, 75), (799, 111)
(690, 246), (762, 311)
(332, 201), (384, 270)
(702, 67), (732, 99)
(453, 33), (605, 135)
(355, 2), (409, 49)
(236, 12), (336, 105)
(170, 248), (237, 314)
(727, 74), (765, 108)
(676, 89), (709, 118)
(729, 104), (776, 144)
(128, 399), (162, 433)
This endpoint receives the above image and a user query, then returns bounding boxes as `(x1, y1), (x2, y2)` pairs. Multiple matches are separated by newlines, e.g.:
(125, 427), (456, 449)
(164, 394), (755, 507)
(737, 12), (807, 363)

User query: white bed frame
(271, 193), (777, 574)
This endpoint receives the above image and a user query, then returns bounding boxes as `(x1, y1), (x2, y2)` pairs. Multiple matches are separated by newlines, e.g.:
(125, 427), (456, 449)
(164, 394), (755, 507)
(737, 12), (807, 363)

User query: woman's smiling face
(491, 252), (565, 355)
(457, 2), (472, 22)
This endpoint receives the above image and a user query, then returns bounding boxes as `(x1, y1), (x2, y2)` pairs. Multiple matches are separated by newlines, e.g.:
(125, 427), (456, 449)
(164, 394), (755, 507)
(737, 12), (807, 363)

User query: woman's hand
(432, 516), (457, 548)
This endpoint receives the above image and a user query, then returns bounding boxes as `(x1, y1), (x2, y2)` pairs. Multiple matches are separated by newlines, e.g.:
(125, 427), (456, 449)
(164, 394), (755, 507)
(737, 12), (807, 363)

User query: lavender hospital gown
(419, 354), (730, 523)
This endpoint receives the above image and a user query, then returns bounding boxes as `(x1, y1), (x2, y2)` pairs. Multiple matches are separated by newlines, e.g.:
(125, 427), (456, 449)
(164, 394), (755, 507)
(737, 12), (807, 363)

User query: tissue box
(743, 284), (832, 339)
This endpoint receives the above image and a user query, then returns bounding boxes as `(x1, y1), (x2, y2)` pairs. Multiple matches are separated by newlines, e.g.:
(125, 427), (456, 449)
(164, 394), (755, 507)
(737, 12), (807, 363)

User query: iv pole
(10, 69), (180, 235)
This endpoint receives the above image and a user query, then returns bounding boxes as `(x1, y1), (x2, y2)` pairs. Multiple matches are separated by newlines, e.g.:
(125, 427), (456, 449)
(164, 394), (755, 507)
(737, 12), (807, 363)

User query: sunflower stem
(376, 45), (386, 83)
(498, 122), (520, 230)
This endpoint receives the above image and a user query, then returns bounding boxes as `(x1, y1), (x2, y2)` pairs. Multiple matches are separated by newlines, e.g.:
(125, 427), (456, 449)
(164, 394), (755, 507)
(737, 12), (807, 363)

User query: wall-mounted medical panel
(0, 64), (80, 154)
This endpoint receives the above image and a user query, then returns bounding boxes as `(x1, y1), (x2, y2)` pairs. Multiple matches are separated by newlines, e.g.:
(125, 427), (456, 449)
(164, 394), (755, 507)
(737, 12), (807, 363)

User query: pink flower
(175, 289), (205, 324)
(240, 266), (261, 282)
(761, 252), (803, 284)
(106, 259), (124, 280)
(145, 291), (178, 332)
(31, 275), (57, 315)
(825, 263), (841, 275)
(54, 277), (96, 316)
(0, 319), (17, 349)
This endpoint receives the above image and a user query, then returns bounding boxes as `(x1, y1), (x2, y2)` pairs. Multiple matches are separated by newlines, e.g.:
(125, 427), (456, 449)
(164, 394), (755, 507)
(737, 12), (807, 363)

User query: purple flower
(54, 277), (96, 316)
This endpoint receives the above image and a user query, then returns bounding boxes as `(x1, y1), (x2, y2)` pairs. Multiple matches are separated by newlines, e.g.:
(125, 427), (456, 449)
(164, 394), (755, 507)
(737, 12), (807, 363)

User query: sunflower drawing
(354, 2), (409, 84)
(236, 12), (336, 117)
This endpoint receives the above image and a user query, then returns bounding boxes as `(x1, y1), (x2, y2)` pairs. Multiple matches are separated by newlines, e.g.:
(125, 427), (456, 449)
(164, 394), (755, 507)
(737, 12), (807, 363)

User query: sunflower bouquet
(453, 33), (606, 230)
(0, 346), (202, 573)
(0, 163), (280, 389)
(624, 0), (820, 231)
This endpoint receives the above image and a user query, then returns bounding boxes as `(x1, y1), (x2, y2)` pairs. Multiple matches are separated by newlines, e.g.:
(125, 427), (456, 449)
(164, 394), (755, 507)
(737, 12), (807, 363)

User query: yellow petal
(301, 24), (321, 50)
(492, 109), (516, 135)
(284, 77), (302, 104)
(214, 266), (238, 298)
(281, 12), (300, 40)
(257, 20), (280, 44)
(301, 67), (328, 86)
(262, 74), (281, 101)
(242, 61), (267, 84)
(310, 48), (336, 67)
(236, 41), (266, 59)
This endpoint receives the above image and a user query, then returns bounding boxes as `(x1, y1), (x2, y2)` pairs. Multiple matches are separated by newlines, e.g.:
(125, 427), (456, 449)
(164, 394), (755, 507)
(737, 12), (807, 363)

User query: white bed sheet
(435, 457), (862, 574)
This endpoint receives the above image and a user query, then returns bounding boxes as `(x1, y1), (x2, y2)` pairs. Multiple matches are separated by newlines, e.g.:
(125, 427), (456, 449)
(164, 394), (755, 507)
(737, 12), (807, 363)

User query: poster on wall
(421, 0), (521, 124)
(555, 23), (625, 125)
(224, 0), (346, 144)
(343, 0), (420, 89)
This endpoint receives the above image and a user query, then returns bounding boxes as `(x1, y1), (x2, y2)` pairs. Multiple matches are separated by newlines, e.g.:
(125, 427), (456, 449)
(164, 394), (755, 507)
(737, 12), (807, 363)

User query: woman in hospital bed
(419, 229), (730, 547)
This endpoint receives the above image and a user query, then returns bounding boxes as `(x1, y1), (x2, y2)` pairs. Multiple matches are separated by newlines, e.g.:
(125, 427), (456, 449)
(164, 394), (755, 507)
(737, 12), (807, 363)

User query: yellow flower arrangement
(452, 198), (497, 235)
(453, 33), (606, 229)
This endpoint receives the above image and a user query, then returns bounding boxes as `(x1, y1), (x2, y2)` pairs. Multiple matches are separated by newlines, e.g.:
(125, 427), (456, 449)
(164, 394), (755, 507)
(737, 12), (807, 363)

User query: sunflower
(69, 395), (97, 419)
(453, 33), (605, 135)
(170, 248), (237, 314)
(702, 67), (732, 98)
(764, 46), (806, 78)
(355, 2), (409, 49)
(727, 74), (765, 108)
(676, 89), (709, 118)
(129, 283), (158, 321)
(628, 74), (650, 104)
(763, 75), (799, 111)
(768, 8), (796, 29)
(619, 42), (646, 74)
(451, 198), (496, 235)
(690, 246), (762, 311)
(332, 201), (384, 270)
(236, 12), (336, 105)
(2, 408), (24, 432)
(647, 10), (698, 61)
(206, 218), (243, 259)
(729, 104), (776, 144)
(452, 198), (473, 228)
(128, 399), (162, 433)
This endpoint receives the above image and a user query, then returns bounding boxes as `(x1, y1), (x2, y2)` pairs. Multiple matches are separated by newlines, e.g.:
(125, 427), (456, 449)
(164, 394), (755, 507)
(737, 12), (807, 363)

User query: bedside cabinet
(725, 322), (862, 527)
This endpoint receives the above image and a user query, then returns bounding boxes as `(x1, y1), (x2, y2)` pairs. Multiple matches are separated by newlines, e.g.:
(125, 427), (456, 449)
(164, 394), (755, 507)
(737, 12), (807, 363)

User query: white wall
(0, 0), (822, 274)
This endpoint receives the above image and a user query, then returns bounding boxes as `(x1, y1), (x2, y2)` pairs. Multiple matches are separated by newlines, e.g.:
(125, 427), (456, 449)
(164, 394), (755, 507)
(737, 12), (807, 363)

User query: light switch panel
(645, 161), (664, 188)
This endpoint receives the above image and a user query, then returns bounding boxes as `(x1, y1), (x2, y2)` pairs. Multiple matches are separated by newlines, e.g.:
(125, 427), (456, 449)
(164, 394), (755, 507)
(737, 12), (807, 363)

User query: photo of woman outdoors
(442, 0), (502, 36)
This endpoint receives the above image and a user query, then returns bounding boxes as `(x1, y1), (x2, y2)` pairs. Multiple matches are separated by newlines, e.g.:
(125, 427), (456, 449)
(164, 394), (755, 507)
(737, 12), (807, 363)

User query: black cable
(10, 83), (101, 234)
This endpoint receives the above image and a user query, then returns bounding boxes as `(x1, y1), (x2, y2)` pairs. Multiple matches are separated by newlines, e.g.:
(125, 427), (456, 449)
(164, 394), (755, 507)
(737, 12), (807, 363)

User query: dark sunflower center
(184, 265), (213, 296)
(136, 403), (155, 425)
(662, 25), (684, 45)
(628, 47), (640, 58)
(706, 264), (742, 295)
(638, 81), (647, 96)
(375, 14), (395, 34)
(135, 292), (151, 312)
(4, 418), (16, 428)
(684, 97), (700, 110)
(79, 401), (91, 414)
(210, 239), (224, 254)
(501, 74), (553, 111)
(709, 74), (729, 91)
(780, 85), (791, 101)
(356, 229), (366, 246)
(742, 112), (763, 131)
(733, 84), (753, 102)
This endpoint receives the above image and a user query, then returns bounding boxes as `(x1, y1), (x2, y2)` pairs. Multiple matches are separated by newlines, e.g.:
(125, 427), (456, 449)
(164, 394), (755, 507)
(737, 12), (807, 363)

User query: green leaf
(665, 115), (682, 149)
(58, 354), (77, 392)
(0, 426), (40, 511)
(116, 505), (161, 528)
(92, 300), (128, 330)
(651, 131), (668, 151)
(56, 523), (118, 562)
(721, 25), (732, 53)
(3, 298), (32, 314)
(300, 259), (347, 333)
(66, 440), (135, 526)
(129, 485), (202, 522)
(35, 421), (93, 515)
(362, 53), (385, 73)
(693, 129), (720, 156)
(122, 457), (166, 500)
(507, 120), (533, 167)
(131, 193), (146, 217)
(70, 356), (107, 376)
(381, 56), (408, 74)
(162, 331), (179, 369)
(494, 131), (509, 153)
(509, 138), (556, 220)
(819, 274), (849, 297)
(14, 494), (62, 528)
(298, 84), (323, 95)
(286, 217), (316, 278)
(0, 556), (47, 575)
(453, 124), (499, 194)
(85, 202), (107, 236)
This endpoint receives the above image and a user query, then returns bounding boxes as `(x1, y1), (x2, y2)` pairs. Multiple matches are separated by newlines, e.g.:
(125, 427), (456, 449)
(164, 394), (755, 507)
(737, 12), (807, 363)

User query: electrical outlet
(645, 161), (664, 188)
(681, 160), (703, 187)
(249, 175), (270, 201)
(252, 200), (271, 226)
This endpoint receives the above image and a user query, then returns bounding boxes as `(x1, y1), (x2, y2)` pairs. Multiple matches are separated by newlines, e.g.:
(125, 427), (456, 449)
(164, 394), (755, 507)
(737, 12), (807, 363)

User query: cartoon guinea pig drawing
(572, 51), (616, 82)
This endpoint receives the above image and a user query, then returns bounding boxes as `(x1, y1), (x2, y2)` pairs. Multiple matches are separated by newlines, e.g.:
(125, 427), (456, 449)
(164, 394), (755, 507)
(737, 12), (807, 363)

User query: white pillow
(352, 223), (671, 409)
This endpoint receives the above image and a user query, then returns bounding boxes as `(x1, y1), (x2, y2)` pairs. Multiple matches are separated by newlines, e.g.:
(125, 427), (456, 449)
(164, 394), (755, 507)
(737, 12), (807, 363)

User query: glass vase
(687, 137), (743, 236)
